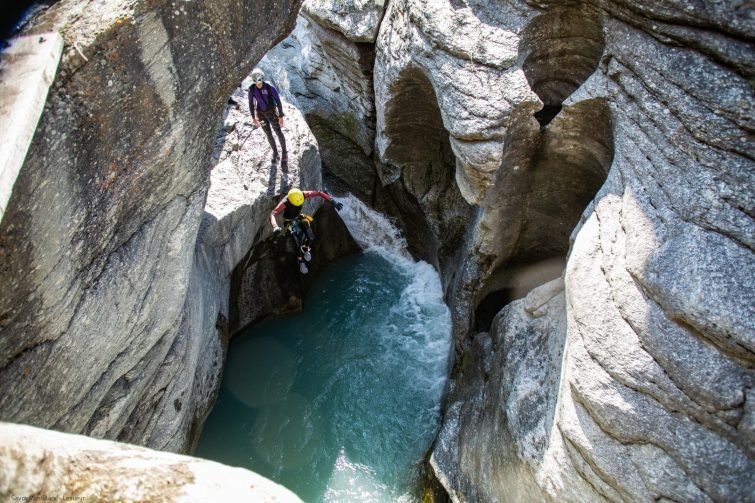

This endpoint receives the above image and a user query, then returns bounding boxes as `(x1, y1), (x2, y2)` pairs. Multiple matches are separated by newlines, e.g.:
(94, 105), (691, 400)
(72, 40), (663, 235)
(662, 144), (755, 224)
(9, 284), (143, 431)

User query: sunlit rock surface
(260, 13), (379, 199)
(421, 1), (754, 502)
(250, 6), (753, 500)
(127, 92), (324, 452)
(0, 0), (302, 450)
(303, 0), (386, 43)
(281, 0), (755, 500)
(0, 422), (302, 502)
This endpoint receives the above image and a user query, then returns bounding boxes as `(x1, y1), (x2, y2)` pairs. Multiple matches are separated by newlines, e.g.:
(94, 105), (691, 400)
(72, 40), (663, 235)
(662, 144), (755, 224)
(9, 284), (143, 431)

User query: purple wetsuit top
(248, 82), (284, 118)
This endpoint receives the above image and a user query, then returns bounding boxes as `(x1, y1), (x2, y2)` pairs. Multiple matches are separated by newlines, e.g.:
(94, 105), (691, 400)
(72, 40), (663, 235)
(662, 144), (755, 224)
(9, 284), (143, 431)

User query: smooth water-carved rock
(519, 5), (604, 125)
(372, 0), (610, 351)
(375, 0), (537, 205)
(471, 97), (613, 331)
(303, 0), (385, 43)
(260, 14), (378, 199)
(432, 279), (566, 502)
(426, 0), (755, 501)
(0, 422), (302, 502)
(372, 0), (544, 346)
(1, 0), (751, 500)
(0, 0), (302, 450)
(379, 67), (473, 275)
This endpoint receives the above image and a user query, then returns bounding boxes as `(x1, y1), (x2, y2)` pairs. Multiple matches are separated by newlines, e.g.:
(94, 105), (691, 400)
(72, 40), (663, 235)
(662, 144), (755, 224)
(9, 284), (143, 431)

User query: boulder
(0, 421), (302, 502)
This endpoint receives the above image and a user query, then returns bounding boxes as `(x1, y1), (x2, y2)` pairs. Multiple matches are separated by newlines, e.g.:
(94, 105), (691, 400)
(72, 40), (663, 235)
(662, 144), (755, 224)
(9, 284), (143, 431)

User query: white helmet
(251, 68), (265, 83)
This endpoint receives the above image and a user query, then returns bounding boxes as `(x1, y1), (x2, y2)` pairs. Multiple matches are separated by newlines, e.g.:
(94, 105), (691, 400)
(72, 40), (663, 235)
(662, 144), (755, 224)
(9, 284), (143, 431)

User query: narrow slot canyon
(0, 1), (752, 502)
(378, 67), (473, 280)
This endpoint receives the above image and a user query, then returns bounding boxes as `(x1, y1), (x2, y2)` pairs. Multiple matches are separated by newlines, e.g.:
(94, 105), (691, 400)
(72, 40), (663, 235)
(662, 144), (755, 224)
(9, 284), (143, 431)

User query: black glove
(333, 201), (343, 211)
(273, 227), (282, 237)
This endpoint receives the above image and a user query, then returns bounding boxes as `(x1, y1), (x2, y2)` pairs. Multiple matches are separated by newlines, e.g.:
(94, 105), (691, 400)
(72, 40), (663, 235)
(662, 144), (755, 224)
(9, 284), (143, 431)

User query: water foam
(336, 192), (451, 392)
(335, 193), (410, 260)
(199, 195), (453, 502)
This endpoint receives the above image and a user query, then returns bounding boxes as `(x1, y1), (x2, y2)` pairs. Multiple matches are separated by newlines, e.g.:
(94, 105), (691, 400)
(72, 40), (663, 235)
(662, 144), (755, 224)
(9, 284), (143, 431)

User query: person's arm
(269, 198), (286, 231)
(270, 85), (285, 117)
(248, 88), (260, 126)
(302, 191), (343, 210)
(302, 190), (331, 202)
(270, 85), (285, 127)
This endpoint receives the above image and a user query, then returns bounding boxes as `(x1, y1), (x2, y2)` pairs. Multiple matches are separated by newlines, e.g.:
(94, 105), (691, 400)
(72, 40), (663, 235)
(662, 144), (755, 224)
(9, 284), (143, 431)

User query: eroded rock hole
(520, 6), (604, 126)
(383, 68), (451, 165)
(474, 98), (613, 330)
(534, 104), (562, 128)
(476, 288), (514, 333)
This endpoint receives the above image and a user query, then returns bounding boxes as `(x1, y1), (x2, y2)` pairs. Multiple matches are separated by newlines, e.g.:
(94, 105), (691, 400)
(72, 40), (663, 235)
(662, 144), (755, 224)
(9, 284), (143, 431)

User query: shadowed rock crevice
(305, 114), (376, 201)
(384, 68), (451, 167)
(229, 204), (360, 335)
(381, 68), (472, 277)
(520, 6), (604, 126)
(474, 98), (613, 331)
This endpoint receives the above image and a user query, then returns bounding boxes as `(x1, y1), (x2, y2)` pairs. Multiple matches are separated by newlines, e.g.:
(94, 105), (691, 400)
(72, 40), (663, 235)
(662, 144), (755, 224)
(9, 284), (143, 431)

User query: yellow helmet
(287, 188), (304, 206)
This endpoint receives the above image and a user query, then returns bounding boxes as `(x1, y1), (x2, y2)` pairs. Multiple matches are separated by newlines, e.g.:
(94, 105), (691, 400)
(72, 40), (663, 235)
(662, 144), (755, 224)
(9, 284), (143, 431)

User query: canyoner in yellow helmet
(269, 188), (343, 274)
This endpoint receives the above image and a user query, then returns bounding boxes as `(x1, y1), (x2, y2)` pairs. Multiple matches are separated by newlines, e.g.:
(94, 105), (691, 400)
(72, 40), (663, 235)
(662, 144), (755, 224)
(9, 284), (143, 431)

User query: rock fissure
(571, 365), (753, 500)
(612, 51), (752, 162)
(0, 337), (55, 375)
(567, 386), (691, 500)
(586, 287), (745, 445)
(607, 3), (754, 64)
(570, 309), (686, 416)
(600, 285), (750, 450)
(560, 424), (641, 501)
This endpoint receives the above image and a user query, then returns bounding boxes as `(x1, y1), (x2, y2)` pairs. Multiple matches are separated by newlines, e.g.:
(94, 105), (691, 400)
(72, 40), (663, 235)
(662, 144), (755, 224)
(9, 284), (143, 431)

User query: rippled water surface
(196, 247), (452, 502)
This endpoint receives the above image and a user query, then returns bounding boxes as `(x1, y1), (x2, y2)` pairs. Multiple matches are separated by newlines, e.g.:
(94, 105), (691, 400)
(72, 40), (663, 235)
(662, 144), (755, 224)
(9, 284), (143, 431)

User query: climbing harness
(285, 214), (315, 274)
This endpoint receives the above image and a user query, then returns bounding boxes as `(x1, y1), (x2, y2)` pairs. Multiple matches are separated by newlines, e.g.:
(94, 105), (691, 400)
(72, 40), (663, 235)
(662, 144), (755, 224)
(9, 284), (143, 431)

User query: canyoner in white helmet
(248, 67), (288, 163)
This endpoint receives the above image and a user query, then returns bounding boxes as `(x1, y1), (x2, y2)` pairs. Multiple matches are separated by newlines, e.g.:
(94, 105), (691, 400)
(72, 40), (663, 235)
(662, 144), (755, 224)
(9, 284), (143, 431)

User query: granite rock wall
(0, 0), (302, 450)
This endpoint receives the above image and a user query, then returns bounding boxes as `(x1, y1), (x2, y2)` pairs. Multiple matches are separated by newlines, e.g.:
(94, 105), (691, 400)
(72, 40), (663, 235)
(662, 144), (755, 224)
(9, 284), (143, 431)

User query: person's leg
(299, 221), (314, 262)
(302, 220), (315, 243)
(270, 119), (287, 159)
(289, 224), (304, 259)
(259, 115), (278, 158)
(289, 228), (308, 273)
